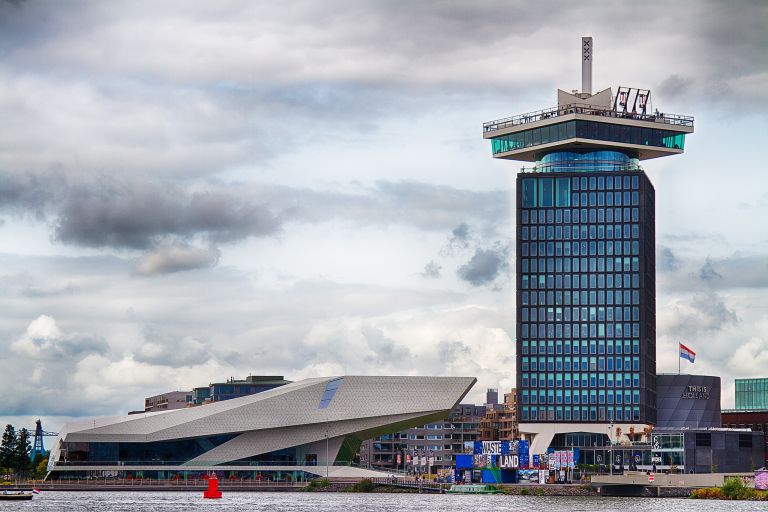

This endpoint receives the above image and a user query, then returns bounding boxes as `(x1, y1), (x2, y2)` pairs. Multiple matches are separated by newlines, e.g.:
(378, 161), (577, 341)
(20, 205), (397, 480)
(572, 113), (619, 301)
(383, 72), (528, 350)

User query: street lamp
(325, 420), (330, 479)
(609, 424), (613, 476)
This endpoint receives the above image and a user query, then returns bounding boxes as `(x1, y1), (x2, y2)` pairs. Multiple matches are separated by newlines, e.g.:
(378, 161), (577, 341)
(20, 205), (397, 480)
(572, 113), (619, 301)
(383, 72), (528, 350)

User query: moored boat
(0, 491), (34, 500)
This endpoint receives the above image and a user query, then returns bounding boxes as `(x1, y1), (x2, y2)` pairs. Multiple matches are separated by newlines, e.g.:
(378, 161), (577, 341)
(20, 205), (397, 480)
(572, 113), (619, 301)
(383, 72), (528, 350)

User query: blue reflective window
(522, 178), (537, 207)
(539, 178), (554, 207)
(319, 378), (343, 409)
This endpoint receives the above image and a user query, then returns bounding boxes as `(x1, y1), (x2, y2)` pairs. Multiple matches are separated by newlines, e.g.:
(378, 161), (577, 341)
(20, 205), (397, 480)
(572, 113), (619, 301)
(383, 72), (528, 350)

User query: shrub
(722, 477), (748, 500)
(305, 480), (317, 491)
(534, 487), (545, 496)
(690, 487), (723, 499)
(519, 488), (530, 495)
(352, 478), (374, 492)
(319, 477), (330, 488)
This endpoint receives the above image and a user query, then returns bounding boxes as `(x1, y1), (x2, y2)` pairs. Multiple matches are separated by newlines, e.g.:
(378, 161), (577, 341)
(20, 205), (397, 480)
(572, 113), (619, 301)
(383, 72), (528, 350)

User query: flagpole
(678, 343), (680, 375)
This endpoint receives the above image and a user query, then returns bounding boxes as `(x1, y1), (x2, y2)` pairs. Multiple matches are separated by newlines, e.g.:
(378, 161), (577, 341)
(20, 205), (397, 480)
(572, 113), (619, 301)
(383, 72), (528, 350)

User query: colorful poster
(756, 470), (768, 491)
(549, 453), (558, 470)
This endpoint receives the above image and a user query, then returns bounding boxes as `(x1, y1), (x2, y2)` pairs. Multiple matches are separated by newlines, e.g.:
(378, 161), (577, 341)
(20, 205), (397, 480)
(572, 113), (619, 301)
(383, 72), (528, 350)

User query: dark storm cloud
(699, 258), (723, 282)
(691, 292), (739, 330)
(440, 223), (473, 257)
(456, 244), (510, 287)
(9, 314), (107, 361)
(134, 244), (220, 276)
(54, 179), (284, 249)
(438, 340), (471, 365)
(658, 252), (768, 294)
(134, 327), (216, 368)
(0, 170), (509, 267)
(658, 246), (681, 273)
(658, 74), (695, 100)
(0, 170), (64, 218)
(362, 326), (411, 365)
(1, 0), (763, 104)
(420, 260), (442, 279)
(663, 290), (740, 340)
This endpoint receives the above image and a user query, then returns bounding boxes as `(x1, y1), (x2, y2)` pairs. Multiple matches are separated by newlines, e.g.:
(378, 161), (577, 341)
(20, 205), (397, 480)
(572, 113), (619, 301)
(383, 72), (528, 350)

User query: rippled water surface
(0, 491), (763, 511)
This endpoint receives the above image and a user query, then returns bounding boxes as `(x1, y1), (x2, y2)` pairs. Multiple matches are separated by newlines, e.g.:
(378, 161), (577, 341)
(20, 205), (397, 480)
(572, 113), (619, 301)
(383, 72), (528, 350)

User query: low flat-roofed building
(192, 375), (292, 405)
(144, 391), (192, 413)
(722, 409), (768, 468)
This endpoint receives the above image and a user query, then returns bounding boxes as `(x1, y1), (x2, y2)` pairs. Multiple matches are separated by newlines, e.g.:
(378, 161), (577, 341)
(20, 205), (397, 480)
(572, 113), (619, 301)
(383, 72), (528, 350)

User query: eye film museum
(47, 376), (476, 480)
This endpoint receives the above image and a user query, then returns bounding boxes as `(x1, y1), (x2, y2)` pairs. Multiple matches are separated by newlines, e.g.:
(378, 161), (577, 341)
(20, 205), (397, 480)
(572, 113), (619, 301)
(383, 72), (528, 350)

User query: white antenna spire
(582, 36), (593, 95)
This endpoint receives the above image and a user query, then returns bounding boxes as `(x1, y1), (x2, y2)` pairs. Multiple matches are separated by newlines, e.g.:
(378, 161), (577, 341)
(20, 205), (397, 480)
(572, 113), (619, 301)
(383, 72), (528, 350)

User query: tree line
(0, 424), (48, 478)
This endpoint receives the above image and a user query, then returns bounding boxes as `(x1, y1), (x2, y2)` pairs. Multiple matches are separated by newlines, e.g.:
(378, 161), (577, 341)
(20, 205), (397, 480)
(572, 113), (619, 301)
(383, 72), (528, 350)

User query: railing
(19, 478), (309, 489)
(53, 460), (358, 468)
(520, 160), (643, 174)
(483, 104), (694, 133)
(371, 477), (449, 493)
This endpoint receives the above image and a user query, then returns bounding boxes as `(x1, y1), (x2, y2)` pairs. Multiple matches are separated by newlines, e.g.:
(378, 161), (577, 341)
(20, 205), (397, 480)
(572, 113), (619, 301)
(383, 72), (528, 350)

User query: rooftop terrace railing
(483, 104), (694, 133)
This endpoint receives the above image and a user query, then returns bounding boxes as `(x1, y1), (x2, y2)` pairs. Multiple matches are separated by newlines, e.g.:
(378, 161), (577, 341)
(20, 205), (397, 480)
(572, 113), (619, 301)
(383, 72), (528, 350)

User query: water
(1, 491), (763, 512)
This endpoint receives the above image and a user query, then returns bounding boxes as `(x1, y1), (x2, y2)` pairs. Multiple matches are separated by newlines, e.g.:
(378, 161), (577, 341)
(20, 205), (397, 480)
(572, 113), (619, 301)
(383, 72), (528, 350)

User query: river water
(1, 491), (763, 511)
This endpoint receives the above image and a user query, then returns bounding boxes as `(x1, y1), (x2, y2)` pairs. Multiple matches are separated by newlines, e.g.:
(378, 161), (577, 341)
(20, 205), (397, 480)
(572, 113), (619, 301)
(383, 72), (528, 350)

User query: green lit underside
(491, 120), (685, 155)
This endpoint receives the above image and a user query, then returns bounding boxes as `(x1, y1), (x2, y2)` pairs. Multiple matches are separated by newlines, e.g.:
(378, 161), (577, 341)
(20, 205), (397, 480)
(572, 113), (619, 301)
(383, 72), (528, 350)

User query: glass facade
(537, 151), (641, 173)
(491, 120), (686, 155)
(517, 168), (657, 424)
(735, 378), (768, 410)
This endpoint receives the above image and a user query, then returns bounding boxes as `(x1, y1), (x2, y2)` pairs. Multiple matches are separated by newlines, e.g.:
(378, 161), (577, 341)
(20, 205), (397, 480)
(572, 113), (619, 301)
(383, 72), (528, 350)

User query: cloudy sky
(0, 0), (766, 434)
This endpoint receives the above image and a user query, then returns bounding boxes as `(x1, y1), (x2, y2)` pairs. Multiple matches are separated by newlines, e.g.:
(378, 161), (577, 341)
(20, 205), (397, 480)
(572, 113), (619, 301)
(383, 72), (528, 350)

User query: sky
(0, 0), (766, 434)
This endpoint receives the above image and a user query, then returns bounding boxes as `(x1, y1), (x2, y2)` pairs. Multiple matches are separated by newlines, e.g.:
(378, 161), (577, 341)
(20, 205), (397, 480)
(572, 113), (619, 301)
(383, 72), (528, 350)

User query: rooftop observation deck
(482, 103), (694, 162)
(483, 103), (694, 135)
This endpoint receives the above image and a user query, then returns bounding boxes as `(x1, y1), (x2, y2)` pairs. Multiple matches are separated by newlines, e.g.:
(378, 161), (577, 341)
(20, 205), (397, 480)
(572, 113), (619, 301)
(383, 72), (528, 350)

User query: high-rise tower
(483, 38), (693, 455)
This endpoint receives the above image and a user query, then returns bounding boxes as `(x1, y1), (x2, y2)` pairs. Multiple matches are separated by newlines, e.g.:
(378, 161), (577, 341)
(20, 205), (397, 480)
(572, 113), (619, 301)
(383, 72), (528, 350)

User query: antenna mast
(582, 36), (592, 95)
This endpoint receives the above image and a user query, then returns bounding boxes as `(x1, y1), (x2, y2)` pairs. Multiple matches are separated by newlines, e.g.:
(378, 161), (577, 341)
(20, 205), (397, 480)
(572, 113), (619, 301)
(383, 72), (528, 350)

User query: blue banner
(517, 440), (530, 467)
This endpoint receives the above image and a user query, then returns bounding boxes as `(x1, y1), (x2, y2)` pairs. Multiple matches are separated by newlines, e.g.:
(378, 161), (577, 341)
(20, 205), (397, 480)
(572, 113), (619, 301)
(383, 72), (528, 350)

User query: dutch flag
(679, 343), (696, 363)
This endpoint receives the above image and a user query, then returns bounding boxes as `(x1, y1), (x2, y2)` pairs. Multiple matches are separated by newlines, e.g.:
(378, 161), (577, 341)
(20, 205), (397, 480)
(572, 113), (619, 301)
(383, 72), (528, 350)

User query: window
(522, 179), (537, 207)
(319, 378), (343, 409)
(540, 178), (554, 207)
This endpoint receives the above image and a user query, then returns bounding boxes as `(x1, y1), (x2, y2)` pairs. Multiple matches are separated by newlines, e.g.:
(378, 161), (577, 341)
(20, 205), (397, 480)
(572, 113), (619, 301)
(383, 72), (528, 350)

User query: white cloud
(10, 315), (105, 360)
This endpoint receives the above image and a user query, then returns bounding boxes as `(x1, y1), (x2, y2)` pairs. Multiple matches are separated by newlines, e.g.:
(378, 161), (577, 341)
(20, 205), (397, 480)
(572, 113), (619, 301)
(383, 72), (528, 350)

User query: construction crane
(30, 419), (58, 461)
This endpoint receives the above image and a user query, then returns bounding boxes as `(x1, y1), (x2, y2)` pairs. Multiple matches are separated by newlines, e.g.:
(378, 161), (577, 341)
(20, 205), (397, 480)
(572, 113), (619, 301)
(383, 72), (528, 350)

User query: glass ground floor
(47, 468), (321, 482)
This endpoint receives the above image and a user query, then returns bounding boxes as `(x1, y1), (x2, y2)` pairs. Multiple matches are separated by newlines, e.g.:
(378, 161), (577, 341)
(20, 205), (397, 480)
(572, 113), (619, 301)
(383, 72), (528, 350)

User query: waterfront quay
(0, 474), (735, 498)
(4, 492), (768, 512)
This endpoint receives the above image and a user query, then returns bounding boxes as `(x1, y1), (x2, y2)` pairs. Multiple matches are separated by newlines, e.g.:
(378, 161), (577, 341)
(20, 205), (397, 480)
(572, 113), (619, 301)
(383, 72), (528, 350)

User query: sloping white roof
(50, 375), (476, 468)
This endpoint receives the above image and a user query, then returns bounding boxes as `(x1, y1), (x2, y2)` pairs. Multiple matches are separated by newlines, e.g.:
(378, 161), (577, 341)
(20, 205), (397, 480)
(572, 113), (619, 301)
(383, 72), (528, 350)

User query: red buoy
(203, 473), (223, 499)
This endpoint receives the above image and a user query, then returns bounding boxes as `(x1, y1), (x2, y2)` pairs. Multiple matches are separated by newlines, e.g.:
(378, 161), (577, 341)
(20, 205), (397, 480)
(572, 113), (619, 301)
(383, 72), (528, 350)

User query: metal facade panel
(64, 376), (475, 441)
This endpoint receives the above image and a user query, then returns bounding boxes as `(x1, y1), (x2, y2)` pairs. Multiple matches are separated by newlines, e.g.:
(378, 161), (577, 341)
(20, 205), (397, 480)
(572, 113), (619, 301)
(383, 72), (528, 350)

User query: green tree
(13, 428), (31, 474)
(33, 456), (49, 479)
(31, 451), (49, 479)
(0, 424), (17, 470)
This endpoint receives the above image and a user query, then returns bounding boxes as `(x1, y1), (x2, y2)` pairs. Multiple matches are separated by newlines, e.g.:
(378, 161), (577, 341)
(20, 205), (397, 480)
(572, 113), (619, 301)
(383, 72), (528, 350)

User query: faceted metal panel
(49, 375), (476, 468)
(656, 374), (721, 428)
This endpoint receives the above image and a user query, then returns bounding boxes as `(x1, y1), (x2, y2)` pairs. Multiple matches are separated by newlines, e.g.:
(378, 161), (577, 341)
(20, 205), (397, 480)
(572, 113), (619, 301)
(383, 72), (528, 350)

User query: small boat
(0, 490), (34, 501)
(446, 484), (502, 494)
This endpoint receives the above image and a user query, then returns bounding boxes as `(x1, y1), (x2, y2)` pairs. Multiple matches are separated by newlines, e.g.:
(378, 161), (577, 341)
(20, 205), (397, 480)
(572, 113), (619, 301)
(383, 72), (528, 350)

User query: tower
(483, 38), (693, 455)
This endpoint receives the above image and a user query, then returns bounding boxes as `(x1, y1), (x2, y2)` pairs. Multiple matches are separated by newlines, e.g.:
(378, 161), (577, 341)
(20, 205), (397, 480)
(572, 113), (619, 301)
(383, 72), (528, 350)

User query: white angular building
(47, 375), (476, 480)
